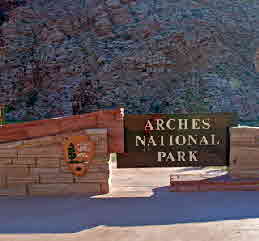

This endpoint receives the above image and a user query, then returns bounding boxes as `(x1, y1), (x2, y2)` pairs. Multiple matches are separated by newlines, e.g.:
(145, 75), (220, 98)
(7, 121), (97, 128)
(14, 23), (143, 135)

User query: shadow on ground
(1, 186), (259, 234)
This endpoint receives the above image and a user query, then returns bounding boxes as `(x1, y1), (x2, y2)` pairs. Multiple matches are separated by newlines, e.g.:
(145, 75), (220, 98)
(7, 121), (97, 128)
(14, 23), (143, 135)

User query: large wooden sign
(117, 112), (238, 168)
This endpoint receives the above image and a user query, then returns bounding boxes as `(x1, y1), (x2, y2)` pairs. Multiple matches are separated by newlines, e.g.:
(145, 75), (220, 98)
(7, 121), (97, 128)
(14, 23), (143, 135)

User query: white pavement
(1, 160), (259, 241)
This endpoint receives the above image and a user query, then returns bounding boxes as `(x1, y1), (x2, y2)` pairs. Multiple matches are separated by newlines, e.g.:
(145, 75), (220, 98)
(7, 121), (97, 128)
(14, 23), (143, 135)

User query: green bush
(4, 105), (15, 113)
(25, 90), (38, 107)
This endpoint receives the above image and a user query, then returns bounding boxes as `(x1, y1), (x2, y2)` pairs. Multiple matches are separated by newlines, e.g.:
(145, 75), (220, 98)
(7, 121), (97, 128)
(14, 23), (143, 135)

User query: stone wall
(0, 108), (124, 196)
(0, 128), (111, 196)
(0, 108), (124, 153)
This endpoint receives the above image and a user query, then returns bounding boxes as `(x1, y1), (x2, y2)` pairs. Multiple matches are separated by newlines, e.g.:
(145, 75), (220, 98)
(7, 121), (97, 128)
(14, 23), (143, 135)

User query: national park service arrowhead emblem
(63, 135), (96, 176)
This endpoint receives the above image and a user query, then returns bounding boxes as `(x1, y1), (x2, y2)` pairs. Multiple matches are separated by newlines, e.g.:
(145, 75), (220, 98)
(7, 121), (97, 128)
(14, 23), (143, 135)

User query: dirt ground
(1, 159), (259, 241)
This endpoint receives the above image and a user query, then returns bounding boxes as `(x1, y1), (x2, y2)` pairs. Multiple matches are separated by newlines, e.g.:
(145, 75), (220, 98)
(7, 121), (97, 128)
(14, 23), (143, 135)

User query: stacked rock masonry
(229, 127), (259, 179)
(0, 129), (110, 196)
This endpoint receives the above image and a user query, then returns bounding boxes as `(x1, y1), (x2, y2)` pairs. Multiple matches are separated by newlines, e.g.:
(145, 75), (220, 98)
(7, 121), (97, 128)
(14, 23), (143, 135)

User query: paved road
(1, 161), (259, 241)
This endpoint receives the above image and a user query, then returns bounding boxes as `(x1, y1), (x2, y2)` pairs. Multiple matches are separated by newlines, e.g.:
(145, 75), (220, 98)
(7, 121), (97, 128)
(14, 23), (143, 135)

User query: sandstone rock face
(1, 0), (259, 121)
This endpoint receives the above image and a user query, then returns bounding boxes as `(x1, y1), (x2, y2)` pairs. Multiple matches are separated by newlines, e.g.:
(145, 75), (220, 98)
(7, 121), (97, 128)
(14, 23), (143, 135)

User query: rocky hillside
(1, 0), (259, 121)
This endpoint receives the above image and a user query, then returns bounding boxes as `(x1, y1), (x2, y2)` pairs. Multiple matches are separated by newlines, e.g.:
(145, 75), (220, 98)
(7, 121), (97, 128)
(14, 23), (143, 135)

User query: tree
(68, 143), (77, 160)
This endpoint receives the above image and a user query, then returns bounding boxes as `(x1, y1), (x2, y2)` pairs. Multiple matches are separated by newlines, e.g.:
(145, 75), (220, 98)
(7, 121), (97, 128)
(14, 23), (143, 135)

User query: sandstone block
(88, 133), (106, 142)
(19, 153), (63, 158)
(88, 166), (110, 174)
(0, 129), (28, 143)
(59, 119), (82, 131)
(0, 184), (26, 196)
(74, 172), (109, 183)
(4, 166), (30, 177)
(26, 124), (60, 138)
(0, 174), (6, 187)
(95, 144), (108, 154)
(59, 159), (109, 171)
(37, 158), (60, 168)
(97, 112), (115, 121)
(57, 132), (74, 141)
(28, 184), (68, 196)
(110, 126), (124, 138)
(59, 165), (71, 174)
(0, 149), (18, 157)
(87, 133), (107, 148)
(229, 149), (259, 174)
(7, 176), (39, 185)
(31, 167), (60, 175)
(97, 120), (119, 128)
(0, 157), (14, 165)
(29, 183), (100, 196)
(92, 153), (109, 161)
(0, 166), (6, 173)
(91, 159), (110, 166)
(85, 128), (107, 135)
(100, 183), (109, 193)
(109, 139), (124, 154)
(40, 173), (74, 184)
(22, 136), (59, 146)
(60, 117), (97, 132)
(14, 157), (36, 166)
(18, 144), (63, 158)
(0, 141), (23, 149)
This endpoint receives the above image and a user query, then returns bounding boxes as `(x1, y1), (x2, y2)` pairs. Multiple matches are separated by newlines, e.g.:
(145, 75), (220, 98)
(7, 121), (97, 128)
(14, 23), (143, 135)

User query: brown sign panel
(117, 112), (238, 168)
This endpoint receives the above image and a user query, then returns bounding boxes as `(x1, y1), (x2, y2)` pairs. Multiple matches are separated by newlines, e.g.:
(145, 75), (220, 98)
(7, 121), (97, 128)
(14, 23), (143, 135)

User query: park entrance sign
(117, 112), (238, 168)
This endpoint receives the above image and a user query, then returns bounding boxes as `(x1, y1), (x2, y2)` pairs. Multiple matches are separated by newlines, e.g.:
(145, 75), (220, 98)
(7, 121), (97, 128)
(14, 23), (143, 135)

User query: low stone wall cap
(231, 126), (259, 128)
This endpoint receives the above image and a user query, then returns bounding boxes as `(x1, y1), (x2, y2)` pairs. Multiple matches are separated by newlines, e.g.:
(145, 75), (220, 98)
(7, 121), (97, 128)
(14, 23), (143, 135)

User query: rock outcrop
(0, 0), (259, 121)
